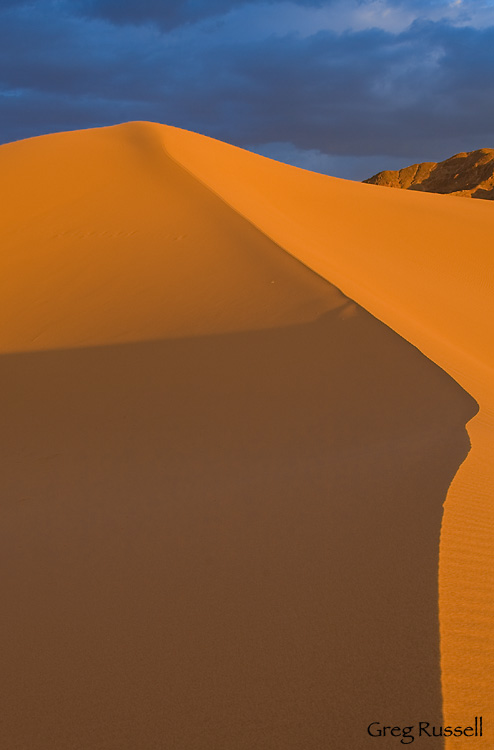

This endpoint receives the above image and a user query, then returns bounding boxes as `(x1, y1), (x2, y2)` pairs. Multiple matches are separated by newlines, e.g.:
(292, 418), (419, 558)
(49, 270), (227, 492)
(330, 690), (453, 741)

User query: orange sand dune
(0, 124), (334, 351)
(0, 122), (492, 748)
(165, 124), (494, 746)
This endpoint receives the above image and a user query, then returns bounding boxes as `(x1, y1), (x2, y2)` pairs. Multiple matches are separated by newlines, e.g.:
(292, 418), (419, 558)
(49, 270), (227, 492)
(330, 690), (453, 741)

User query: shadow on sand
(0, 304), (478, 749)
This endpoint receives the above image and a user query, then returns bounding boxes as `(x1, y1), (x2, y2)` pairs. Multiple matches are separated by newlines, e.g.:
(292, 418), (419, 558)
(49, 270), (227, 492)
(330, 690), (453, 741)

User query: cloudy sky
(1, 0), (494, 178)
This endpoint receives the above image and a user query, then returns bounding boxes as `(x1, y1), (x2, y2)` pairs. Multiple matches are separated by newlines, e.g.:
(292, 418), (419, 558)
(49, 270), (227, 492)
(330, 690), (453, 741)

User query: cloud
(174, 20), (494, 160)
(245, 141), (410, 179)
(1, 0), (494, 177)
(71, 0), (494, 33)
(74, 0), (329, 30)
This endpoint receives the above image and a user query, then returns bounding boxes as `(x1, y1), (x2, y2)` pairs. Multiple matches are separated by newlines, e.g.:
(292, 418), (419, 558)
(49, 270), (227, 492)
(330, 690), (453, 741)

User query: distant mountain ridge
(364, 148), (494, 199)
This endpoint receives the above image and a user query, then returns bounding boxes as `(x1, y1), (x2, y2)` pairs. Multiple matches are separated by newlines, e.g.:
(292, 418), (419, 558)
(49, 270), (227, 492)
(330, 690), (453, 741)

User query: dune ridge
(1, 121), (493, 747)
(0, 124), (340, 353)
(162, 123), (494, 747)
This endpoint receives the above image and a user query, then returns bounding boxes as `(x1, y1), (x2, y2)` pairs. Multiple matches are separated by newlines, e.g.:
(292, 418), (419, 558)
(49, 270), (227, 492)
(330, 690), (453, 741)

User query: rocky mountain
(364, 148), (494, 199)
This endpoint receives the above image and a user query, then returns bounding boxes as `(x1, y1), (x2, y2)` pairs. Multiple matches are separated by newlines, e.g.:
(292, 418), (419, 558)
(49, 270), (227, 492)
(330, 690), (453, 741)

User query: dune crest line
(0, 121), (492, 748)
(162, 121), (494, 746)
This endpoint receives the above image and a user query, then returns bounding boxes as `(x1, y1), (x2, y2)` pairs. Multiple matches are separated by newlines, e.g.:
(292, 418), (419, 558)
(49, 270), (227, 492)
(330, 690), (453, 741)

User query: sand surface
(165, 124), (494, 747)
(0, 122), (492, 748)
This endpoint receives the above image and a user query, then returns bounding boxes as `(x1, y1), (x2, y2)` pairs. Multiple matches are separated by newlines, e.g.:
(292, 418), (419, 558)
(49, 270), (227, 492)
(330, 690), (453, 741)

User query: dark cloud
(1, 0), (494, 176)
(75, 0), (328, 30)
(152, 20), (494, 160)
(77, 0), (241, 29)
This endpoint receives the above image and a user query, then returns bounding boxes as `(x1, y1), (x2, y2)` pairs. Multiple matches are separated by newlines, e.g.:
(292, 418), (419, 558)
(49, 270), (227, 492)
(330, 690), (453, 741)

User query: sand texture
(1, 122), (493, 748)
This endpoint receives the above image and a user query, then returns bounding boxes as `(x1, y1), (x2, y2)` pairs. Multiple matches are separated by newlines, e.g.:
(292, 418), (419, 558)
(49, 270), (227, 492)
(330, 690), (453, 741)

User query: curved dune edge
(161, 123), (494, 746)
(0, 121), (492, 746)
(2, 121), (470, 750)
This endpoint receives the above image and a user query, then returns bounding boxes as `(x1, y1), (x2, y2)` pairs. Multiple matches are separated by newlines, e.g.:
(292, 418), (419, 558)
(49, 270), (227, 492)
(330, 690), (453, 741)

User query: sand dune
(0, 124), (334, 352)
(1, 122), (493, 748)
(164, 123), (494, 747)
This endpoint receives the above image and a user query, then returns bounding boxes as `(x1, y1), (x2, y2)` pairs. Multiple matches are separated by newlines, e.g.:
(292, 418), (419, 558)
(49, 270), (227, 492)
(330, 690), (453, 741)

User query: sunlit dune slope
(164, 125), (494, 381)
(0, 121), (492, 749)
(164, 123), (494, 746)
(0, 124), (334, 353)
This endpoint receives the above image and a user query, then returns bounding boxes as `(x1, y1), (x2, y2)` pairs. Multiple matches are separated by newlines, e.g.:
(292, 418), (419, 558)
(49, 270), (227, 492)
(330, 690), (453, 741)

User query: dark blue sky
(1, 0), (494, 178)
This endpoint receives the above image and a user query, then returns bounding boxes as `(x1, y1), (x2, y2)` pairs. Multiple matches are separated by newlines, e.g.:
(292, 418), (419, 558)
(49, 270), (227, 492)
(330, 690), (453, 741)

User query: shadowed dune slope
(0, 312), (474, 750)
(0, 122), (491, 748)
(163, 123), (494, 747)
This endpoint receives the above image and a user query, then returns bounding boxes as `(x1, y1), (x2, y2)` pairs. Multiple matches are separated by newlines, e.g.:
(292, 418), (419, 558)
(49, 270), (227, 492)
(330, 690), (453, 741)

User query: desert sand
(0, 122), (492, 748)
